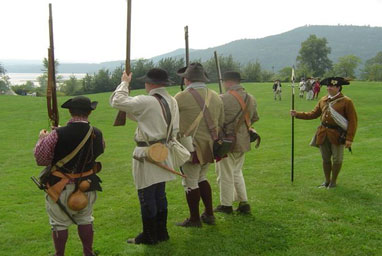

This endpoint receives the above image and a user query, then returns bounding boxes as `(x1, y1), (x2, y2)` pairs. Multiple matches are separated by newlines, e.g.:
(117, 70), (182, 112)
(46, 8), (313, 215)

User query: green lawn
(0, 81), (381, 256)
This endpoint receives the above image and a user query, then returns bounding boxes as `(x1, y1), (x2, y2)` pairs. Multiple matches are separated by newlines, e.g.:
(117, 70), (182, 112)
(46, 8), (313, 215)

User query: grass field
(0, 81), (381, 256)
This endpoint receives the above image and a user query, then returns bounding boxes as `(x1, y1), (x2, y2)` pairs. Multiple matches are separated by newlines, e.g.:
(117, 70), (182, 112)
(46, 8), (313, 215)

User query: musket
(113, 0), (132, 126)
(47, 3), (59, 127)
(31, 176), (77, 224)
(180, 26), (189, 91)
(214, 51), (223, 94)
(291, 66), (296, 183)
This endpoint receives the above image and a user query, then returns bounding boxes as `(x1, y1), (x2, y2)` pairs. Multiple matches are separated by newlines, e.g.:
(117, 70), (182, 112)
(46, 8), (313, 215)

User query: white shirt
(110, 81), (179, 189)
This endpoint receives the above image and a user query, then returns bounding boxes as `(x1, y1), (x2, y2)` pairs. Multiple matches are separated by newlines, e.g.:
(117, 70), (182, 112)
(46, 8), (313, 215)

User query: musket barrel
(113, 0), (132, 126)
(214, 51), (223, 94)
(125, 0), (131, 74)
(185, 26), (189, 66)
(47, 3), (59, 127)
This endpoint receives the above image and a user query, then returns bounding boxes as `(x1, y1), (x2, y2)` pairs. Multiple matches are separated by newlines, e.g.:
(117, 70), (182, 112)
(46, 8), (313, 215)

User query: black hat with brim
(222, 71), (244, 81)
(320, 77), (350, 86)
(137, 68), (172, 85)
(61, 96), (98, 111)
(177, 62), (209, 82)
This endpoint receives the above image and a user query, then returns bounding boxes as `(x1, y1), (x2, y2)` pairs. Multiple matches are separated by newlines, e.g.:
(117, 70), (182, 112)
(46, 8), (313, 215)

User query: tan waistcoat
(175, 85), (224, 164)
(221, 84), (259, 153)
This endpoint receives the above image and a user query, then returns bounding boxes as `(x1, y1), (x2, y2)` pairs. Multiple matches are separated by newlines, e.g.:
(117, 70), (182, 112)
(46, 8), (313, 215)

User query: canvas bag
(153, 94), (190, 168)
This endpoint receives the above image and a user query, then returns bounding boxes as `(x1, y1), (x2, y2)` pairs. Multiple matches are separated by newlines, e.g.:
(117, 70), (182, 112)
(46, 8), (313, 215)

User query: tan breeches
(215, 152), (248, 206)
(181, 162), (210, 190)
(319, 137), (344, 164)
(45, 184), (96, 230)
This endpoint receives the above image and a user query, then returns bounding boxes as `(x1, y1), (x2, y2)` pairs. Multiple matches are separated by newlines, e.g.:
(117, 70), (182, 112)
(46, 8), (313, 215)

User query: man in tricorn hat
(290, 77), (357, 188)
(34, 96), (104, 256)
(110, 68), (180, 244)
(215, 71), (259, 214)
(175, 62), (224, 227)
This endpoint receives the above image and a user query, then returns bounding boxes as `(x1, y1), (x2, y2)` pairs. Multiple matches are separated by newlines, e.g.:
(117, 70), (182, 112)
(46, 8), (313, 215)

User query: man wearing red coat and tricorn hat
(290, 77), (357, 189)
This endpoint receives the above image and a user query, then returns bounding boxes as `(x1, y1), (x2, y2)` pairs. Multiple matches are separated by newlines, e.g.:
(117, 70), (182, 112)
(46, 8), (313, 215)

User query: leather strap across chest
(188, 88), (218, 141)
(228, 90), (251, 130)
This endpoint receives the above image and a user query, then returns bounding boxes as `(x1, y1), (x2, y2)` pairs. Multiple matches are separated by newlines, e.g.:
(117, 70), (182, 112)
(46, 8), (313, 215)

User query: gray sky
(2, 0), (382, 63)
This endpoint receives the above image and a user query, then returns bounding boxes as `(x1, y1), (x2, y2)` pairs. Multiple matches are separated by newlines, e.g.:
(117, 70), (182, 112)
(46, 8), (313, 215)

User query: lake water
(7, 73), (87, 85)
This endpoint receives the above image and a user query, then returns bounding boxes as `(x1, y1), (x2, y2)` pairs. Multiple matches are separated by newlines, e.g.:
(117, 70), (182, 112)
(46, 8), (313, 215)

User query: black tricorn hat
(177, 62), (209, 82)
(320, 77), (350, 86)
(61, 96), (98, 111)
(222, 71), (244, 81)
(137, 68), (172, 85)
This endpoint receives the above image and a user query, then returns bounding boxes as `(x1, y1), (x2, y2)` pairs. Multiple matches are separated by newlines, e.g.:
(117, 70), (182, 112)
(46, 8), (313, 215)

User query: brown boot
(176, 189), (202, 228)
(329, 163), (342, 188)
(198, 181), (214, 218)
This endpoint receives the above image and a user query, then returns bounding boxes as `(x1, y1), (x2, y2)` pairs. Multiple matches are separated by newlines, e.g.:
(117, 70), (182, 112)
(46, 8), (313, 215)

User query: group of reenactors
(299, 77), (321, 100)
(34, 62), (357, 255)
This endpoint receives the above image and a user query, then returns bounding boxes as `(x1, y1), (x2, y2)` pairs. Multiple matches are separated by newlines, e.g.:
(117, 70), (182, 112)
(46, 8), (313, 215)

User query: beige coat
(110, 82), (178, 189)
(175, 83), (224, 164)
(296, 92), (357, 145)
(221, 84), (259, 153)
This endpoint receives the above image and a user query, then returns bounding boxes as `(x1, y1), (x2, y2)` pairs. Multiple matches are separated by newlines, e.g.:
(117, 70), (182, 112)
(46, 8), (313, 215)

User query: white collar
(328, 92), (340, 99)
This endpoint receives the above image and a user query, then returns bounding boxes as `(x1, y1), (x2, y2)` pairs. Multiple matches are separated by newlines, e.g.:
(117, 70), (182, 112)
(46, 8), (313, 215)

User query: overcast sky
(2, 0), (382, 63)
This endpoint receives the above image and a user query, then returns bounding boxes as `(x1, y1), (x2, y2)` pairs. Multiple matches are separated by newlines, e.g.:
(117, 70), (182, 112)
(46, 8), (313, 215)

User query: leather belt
(136, 139), (167, 147)
(51, 169), (94, 180)
(321, 122), (340, 130)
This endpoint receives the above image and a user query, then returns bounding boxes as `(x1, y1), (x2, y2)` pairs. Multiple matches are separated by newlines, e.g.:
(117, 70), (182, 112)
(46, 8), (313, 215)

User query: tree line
(5, 33), (382, 96)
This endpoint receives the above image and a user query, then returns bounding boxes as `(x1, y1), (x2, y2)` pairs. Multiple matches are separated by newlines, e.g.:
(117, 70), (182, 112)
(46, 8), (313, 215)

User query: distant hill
(3, 25), (382, 73)
(171, 25), (382, 71)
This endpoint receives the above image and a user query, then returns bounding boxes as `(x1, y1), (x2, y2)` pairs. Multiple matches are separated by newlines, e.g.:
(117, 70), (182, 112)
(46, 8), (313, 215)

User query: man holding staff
(110, 68), (180, 244)
(215, 71), (259, 214)
(290, 77), (357, 188)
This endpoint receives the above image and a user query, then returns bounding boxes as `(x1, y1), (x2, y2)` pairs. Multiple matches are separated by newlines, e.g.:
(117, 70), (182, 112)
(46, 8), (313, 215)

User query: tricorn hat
(137, 68), (172, 85)
(320, 77), (350, 86)
(61, 96), (98, 111)
(222, 71), (244, 81)
(177, 62), (209, 82)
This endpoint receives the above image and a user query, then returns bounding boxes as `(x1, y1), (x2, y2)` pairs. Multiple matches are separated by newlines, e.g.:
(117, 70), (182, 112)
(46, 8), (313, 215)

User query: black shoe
(201, 212), (216, 225)
(214, 205), (233, 214)
(127, 217), (158, 245)
(175, 218), (202, 228)
(236, 202), (251, 214)
(318, 182), (329, 188)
